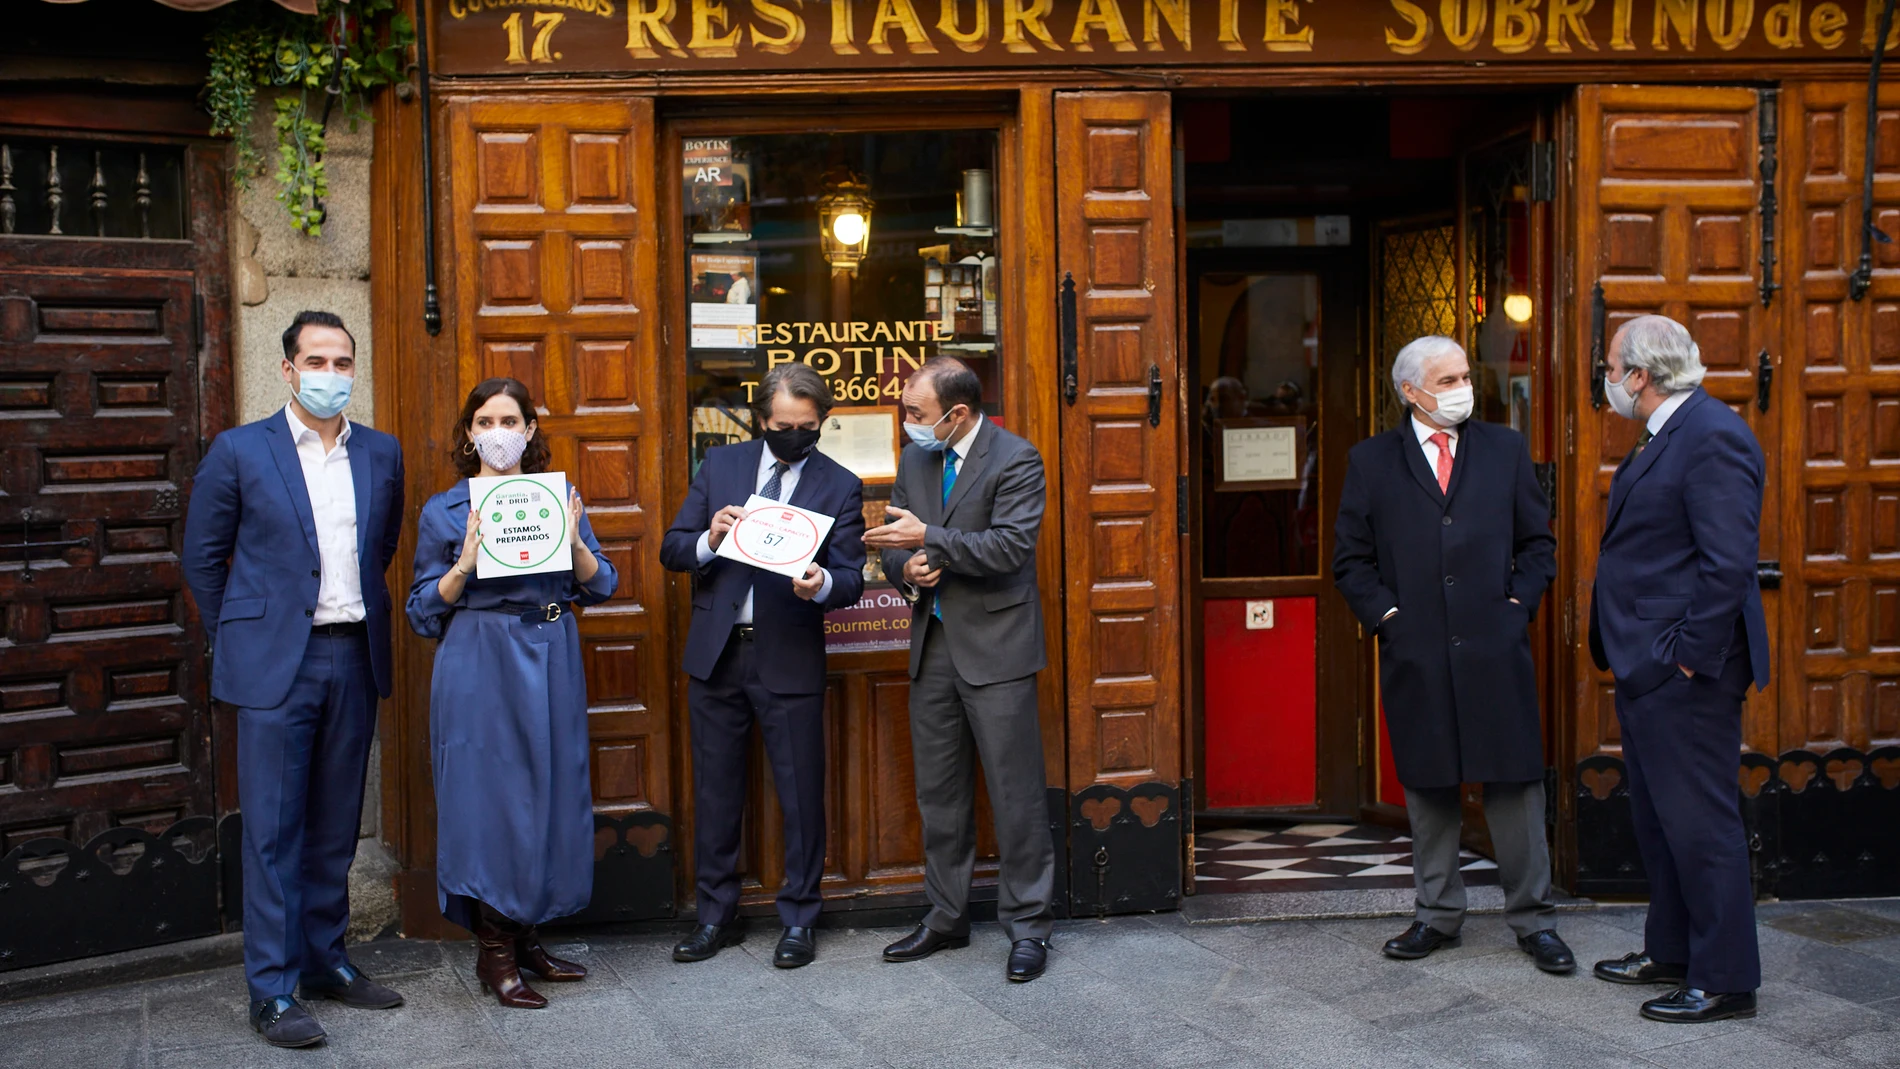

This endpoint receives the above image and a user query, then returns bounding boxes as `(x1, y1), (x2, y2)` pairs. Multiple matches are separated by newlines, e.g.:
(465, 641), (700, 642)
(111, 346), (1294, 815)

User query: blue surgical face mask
(903, 410), (953, 452)
(292, 369), (353, 420)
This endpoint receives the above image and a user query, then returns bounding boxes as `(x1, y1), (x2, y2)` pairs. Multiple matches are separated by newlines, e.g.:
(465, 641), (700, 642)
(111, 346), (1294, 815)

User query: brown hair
(755, 361), (835, 421)
(450, 377), (550, 477)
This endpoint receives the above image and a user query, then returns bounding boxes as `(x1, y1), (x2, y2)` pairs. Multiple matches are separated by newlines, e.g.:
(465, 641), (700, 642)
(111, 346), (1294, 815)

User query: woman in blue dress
(406, 377), (617, 1009)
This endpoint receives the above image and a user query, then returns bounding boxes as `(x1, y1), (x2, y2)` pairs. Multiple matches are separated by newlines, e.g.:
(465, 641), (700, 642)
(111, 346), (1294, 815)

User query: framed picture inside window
(815, 406), (901, 484)
(1215, 417), (1305, 492)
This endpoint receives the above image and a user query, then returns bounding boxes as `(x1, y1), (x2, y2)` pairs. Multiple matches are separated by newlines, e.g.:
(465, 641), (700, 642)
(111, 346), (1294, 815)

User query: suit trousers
(1404, 781), (1555, 939)
(910, 617), (1055, 942)
(687, 629), (828, 928)
(1616, 660), (1761, 993)
(236, 629), (378, 1003)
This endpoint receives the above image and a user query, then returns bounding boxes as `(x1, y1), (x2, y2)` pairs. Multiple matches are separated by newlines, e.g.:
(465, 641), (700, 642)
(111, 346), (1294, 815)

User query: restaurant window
(1197, 272), (1321, 579)
(680, 128), (1002, 652)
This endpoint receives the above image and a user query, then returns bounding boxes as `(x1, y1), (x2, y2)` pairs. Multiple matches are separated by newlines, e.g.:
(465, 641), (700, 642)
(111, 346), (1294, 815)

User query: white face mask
(1605, 368), (1640, 420)
(1418, 384), (1474, 427)
(472, 427), (529, 471)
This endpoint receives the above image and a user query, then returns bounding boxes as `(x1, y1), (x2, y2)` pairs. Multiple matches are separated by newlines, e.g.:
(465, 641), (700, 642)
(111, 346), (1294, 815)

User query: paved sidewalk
(2, 899), (1897, 1068)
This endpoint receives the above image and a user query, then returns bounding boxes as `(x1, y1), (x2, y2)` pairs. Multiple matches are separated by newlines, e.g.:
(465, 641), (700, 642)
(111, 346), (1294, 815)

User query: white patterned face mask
(472, 428), (529, 471)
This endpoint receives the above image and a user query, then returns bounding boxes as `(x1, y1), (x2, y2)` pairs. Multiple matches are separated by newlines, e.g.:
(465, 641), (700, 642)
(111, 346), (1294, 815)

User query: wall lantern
(1503, 293), (1533, 324)
(818, 174), (875, 273)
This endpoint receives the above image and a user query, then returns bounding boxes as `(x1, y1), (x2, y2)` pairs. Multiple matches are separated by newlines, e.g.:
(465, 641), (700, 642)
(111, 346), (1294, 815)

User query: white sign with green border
(470, 471), (572, 580)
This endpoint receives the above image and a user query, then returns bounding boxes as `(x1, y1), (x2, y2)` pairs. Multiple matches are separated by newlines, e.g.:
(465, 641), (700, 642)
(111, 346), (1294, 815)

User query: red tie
(1428, 431), (1453, 493)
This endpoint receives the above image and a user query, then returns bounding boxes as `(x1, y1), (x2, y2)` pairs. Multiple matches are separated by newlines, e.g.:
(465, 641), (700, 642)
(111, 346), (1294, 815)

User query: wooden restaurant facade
(375, 0), (1900, 932)
(5, 0), (1900, 968)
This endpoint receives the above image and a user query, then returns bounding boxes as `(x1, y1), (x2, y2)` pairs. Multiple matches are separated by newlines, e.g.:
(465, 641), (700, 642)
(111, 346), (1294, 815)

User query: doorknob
(1147, 363), (1162, 427)
(1757, 560), (1782, 590)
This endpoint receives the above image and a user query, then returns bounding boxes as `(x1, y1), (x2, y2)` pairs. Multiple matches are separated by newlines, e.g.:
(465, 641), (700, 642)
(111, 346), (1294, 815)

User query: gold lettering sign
(436, 0), (1894, 73)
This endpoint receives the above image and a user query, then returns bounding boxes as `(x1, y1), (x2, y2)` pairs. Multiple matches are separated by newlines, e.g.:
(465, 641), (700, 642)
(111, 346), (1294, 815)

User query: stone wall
(229, 93), (397, 942)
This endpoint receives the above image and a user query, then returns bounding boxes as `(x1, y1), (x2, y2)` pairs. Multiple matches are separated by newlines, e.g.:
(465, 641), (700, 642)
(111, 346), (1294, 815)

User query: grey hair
(1390, 335), (1465, 404)
(757, 361), (835, 419)
(1615, 315), (1706, 394)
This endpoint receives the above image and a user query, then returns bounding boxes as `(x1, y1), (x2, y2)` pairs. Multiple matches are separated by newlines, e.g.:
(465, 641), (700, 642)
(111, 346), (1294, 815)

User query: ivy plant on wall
(204, 0), (413, 237)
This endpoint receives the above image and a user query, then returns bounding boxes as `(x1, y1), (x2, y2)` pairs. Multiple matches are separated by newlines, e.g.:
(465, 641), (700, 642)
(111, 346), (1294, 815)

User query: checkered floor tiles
(1192, 822), (1500, 895)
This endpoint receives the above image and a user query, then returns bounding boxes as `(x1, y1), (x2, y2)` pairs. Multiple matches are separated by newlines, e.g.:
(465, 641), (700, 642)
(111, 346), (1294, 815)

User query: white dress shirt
(1647, 389), (1693, 437)
(286, 404), (364, 625)
(694, 445), (836, 623)
(1412, 413), (1459, 467)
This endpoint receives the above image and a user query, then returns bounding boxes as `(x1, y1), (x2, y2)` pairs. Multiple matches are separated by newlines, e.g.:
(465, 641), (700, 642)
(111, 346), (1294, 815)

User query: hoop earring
(460, 440), (476, 456)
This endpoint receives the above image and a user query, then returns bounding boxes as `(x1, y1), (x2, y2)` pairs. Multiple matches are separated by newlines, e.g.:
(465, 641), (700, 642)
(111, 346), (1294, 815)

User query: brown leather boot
(516, 927), (587, 982)
(474, 904), (547, 1009)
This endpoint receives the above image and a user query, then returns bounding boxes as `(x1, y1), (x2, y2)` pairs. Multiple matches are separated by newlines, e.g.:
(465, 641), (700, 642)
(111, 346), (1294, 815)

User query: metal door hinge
(1533, 461), (1557, 520)
(1530, 142), (1556, 203)
(1758, 87), (1781, 308)
(1757, 560), (1783, 590)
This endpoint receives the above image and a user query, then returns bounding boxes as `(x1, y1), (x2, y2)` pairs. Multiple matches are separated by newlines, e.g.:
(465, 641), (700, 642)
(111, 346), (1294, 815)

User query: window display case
(679, 128), (1004, 651)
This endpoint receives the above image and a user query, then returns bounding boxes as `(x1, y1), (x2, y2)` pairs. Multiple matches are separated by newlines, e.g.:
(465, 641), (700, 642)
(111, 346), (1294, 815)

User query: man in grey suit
(862, 357), (1056, 983)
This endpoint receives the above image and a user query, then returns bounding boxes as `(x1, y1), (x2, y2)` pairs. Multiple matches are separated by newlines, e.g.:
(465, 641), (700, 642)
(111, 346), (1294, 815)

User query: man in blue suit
(1588, 314), (1769, 1024)
(660, 362), (866, 969)
(184, 311), (407, 1048)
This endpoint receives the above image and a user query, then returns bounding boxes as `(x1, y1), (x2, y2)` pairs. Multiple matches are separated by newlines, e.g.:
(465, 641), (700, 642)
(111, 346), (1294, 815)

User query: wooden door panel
(1056, 91), (1182, 792)
(1779, 81), (1900, 760)
(1570, 86), (1778, 771)
(447, 96), (672, 835)
(0, 268), (209, 848)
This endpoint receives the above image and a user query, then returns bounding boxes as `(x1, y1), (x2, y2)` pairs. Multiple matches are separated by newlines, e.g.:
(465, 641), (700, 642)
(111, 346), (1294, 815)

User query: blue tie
(761, 460), (790, 502)
(932, 453), (958, 621)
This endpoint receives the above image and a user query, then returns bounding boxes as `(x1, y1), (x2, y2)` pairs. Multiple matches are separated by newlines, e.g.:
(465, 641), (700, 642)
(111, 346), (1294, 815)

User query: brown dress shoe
(516, 927), (588, 982)
(475, 904), (548, 1009)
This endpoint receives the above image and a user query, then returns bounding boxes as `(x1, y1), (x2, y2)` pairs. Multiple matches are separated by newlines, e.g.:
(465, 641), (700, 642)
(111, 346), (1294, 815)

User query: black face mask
(763, 424), (821, 463)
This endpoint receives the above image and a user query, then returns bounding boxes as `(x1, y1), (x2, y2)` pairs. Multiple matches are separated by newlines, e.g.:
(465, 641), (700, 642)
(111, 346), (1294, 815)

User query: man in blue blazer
(660, 362), (866, 969)
(183, 311), (406, 1049)
(1589, 315), (1769, 1024)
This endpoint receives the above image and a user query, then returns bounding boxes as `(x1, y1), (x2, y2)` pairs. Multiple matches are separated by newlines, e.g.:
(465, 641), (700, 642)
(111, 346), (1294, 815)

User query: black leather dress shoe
(882, 924), (970, 962)
(1641, 987), (1757, 1023)
(1382, 921), (1461, 960)
(775, 927), (816, 968)
(1517, 930), (1577, 974)
(251, 996), (326, 1048)
(673, 923), (744, 963)
(1592, 952), (1688, 986)
(1007, 938), (1049, 982)
(299, 964), (405, 1009)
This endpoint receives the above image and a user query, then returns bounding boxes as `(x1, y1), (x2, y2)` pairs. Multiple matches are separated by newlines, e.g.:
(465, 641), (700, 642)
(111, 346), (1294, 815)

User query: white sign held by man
(715, 494), (836, 579)
(471, 471), (573, 580)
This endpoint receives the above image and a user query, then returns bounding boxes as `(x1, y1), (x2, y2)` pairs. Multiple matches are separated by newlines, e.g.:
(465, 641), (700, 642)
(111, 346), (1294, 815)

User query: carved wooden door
(0, 139), (231, 968)
(1773, 81), (1900, 897)
(1568, 85), (1781, 892)
(1054, 92), (1185, 912)
(445, 96), (676, 918)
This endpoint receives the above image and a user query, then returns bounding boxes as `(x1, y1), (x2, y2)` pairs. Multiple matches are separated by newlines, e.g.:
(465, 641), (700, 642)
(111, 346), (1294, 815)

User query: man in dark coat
(660, 363), (866, 970)
(1333, 335), (1571, 973)
(1588, 315), (1767, 1024)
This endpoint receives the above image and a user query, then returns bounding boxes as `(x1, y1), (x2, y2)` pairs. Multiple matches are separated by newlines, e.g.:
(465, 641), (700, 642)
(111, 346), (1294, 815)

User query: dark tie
(1634, 428), (1652, 456)
(761, 460), (790, 502)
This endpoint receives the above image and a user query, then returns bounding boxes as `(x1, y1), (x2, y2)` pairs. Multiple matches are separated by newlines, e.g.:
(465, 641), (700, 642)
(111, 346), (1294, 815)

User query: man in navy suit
(1588, 314), (1769, 1024)
(1333, 336), (1571, 975)
(660, 362), (866, 969)
(183, 311), (407, 1048)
